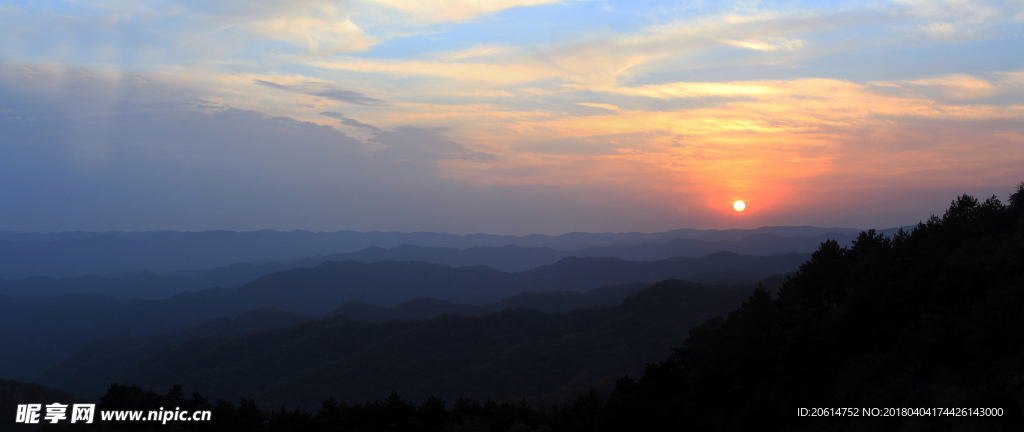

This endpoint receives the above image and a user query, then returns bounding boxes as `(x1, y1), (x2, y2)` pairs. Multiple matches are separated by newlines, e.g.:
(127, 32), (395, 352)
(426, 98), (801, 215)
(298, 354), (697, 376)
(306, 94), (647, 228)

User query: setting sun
(733, 201), (746, 212)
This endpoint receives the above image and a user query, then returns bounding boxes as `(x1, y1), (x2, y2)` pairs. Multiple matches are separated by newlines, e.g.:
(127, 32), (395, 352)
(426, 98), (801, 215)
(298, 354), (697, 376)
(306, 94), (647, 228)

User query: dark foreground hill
(0, 379), (86, 432)
(56, 280), (751, 408)
(597, 188), (1024, 431)
(33, 308), (311, 402)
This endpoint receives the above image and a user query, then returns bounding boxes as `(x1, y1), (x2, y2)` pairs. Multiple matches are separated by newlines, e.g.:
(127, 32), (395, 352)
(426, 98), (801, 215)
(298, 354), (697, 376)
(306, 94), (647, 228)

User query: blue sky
(1, 0), (1022, 234)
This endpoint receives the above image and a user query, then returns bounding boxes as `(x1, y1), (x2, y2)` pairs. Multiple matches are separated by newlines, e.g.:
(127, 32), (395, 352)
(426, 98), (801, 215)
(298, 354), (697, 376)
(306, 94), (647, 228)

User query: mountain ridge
(0, 226), (896, 279)
(41, 279), (753, 407)
(1, 236), (840, 299)
(0, 253), (808, 380)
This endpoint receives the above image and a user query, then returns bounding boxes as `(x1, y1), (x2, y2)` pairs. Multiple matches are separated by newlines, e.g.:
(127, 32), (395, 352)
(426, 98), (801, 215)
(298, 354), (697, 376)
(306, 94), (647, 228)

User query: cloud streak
(255, 80), (387, 106)
(320, 111), (382, 131)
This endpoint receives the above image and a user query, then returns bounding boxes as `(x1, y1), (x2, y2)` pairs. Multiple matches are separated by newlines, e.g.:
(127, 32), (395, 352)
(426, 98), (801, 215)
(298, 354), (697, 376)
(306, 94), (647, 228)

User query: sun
(733, 200), (746, 212)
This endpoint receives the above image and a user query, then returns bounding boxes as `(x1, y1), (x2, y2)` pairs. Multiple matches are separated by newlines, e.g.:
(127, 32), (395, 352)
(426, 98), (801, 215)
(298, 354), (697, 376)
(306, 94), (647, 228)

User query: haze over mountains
(328, 282), (656, 322)
(0, 226), (881, 279)
(0, 225), (884, 304)
(1, 246), (806, 301)
(0, 253), (806, 381)
(38, 280), (755, 407)
(37, 283), (668, 402)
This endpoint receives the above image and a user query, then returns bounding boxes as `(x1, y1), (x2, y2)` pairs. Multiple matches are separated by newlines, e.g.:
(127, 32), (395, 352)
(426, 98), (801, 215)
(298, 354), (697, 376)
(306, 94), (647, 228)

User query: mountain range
(0, 253), (806, 381)
(38, 279), (754, 408)
(1, 235), (837, 300)
(0, 226), (886, 279)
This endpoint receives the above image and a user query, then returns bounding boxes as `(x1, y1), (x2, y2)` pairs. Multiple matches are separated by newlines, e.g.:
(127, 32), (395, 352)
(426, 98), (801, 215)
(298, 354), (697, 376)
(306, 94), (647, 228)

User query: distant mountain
(0, 253), (806, 380)
(39, 284), (649, 398)
(0, 293), (121, 323)
(0, 226), (884, 279)
(46, 279), (753, 408)
(1, 235), (834, 300)
(327, 274), (795, 322)
(319, 244), (567, 273)
(317, 232), (857, 273)
(329, 282), (651, 321)
(219, 252), (805, 312)
(571, 232), (858, 261)
(0, 258), (320, 300)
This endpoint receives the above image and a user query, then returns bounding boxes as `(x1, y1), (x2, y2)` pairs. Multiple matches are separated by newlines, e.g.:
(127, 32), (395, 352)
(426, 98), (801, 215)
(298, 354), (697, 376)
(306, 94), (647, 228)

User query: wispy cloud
(575, 103), (621, 111)
(905, 74), (996, 99)
(308, 57), (557, 84)
(602, 81), (782, 98)
(249, 16), (376, 53)
(255, 80), (388, 106)
(366, 0), (587, 22)
(437, 45), (515, 62)
(370, 126), (499, 163)
(320, 111), (382, 131)
(722, 36), (806, 51)
(869, 70), (1024, 101)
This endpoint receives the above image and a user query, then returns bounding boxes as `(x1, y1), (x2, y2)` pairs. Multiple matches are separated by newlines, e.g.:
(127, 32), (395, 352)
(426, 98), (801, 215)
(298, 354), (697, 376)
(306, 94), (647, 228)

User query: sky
(0, 0), (1022, 235)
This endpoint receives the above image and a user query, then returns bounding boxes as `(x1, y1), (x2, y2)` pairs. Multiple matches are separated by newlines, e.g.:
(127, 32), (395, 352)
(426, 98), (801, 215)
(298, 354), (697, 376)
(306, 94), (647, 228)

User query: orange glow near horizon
(433, 72), (1024, 229)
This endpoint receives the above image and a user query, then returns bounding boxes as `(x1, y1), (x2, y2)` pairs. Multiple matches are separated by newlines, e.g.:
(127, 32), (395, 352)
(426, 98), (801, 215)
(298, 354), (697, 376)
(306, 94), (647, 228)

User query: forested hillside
(602, 188), (1024, 430)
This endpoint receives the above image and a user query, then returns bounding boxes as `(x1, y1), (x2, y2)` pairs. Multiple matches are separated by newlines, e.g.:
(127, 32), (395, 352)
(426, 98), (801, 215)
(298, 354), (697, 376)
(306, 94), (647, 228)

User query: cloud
(514, 131), (673, 156)
(320, 111), (382, 131)
(890, 0), (1017, 41)
(308, 57), (557, 85)
(304, 7), (843, 91)
(0, 62), (599, 234)
(366, 0), (583, 22)
(248, 16), (375, 53)
(722, 36), (806, 51)
(370, 126), (499, 163)
(255, 79), (387, 105)
(893, 0), (1002, 23)
(869, 71), (1024, 101)
(905, 74), (996, 99)
(575, 102), (620, 111)
(603, 81), (782, 99)
(438, 45), (515, 62)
